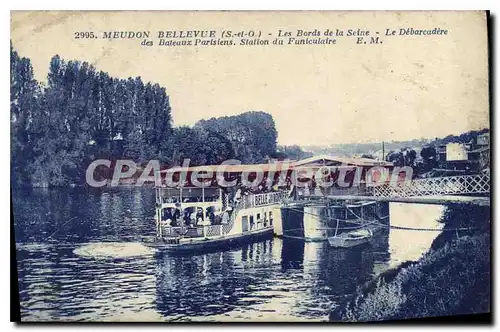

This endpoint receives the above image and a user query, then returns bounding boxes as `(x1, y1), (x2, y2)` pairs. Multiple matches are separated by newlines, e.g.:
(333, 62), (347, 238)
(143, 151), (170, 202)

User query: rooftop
(160, 155), (393, 174)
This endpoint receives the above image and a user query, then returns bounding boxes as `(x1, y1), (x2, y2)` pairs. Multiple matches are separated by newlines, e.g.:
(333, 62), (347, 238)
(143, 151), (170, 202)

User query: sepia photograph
(10, 10), (491, 322)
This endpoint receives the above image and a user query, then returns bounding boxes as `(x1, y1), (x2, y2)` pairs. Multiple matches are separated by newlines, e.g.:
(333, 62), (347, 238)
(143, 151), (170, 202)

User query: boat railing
(160, 222), (236, 238)
(160, 196), (220, 204)
(156, 186), (223, 205)
(204, 224), (223, 237)
(161, 226), (203, 237)
(160, 215), (236, 239)
(157, 189), (286, 241)
(222, 221), (234, 234)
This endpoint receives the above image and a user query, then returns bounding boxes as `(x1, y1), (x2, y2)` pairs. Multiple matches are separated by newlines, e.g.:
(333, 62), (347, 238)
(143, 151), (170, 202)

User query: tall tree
(420, 146), (438, 172)
(11, 44), (41, 186)
(195, 111), (278, 163)
(11, 46), (174, 186)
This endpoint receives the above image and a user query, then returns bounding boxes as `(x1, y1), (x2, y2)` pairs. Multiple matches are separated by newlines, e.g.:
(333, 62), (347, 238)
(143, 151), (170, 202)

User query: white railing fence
(372, 173), (490, 198)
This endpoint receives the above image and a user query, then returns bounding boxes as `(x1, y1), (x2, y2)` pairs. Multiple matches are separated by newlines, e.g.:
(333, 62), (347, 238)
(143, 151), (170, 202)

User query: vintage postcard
(11, 11), (490, 322)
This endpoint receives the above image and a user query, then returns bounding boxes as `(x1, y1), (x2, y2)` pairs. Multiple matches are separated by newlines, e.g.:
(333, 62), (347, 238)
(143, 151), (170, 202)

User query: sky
(11, 11), (490, 146)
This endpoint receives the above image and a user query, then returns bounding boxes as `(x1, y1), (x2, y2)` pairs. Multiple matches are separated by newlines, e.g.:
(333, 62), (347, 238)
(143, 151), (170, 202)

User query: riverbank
(330, 205), (491, 322)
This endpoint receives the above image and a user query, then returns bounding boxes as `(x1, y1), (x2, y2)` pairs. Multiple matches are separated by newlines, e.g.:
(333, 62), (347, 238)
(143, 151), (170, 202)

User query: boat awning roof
(159, 155), (392, 174)
(292, 154), (393, 167)
(159, 162), (294, 174)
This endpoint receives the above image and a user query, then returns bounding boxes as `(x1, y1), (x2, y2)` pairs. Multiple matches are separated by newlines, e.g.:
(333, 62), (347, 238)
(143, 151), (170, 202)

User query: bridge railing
(299, 186), (373, 198)
(371, 173), (490, 198)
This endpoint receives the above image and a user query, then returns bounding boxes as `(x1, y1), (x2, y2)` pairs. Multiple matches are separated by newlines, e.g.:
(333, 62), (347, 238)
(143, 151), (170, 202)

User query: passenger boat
(147, 185), (287, 252)
(143, 154), (395, 250)
(328, 228), (373, 248)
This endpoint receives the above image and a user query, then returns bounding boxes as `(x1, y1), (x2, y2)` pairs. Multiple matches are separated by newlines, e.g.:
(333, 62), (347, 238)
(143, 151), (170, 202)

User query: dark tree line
(385, 148), (418, 167)
(436, 128), (489, 146)
(11, 44), (40, 186)
(11, 46), (303, 187)
(11, 45), (173, 187)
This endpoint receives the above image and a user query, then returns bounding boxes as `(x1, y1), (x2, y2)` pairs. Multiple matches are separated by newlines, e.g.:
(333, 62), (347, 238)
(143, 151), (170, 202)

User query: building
(437, 132), (490, 172)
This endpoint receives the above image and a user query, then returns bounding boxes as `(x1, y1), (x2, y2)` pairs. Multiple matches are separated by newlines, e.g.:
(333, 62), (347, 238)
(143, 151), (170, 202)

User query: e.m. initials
(352, 30), (383, 45)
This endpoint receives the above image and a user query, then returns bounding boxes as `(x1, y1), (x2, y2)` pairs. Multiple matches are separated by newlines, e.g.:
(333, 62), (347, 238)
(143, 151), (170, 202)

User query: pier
(284, 167), (490, 239)
(321, 194), (490, 207)
(298, 162), (490, 207)
(316, 173), (491, 206)
(356, 173), (489, 206)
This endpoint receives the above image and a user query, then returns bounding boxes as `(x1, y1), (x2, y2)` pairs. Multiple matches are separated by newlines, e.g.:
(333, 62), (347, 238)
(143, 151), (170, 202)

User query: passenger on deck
(196, 208), (204, 223)
(196, 209), (211, 226)
(263, 177), (273, 192)
(209, 211), (216, 224)
(303, 185), (310, 199)
(173, 208), (181, 221)
(205, 207), (214, 222)
(183, 210), (191, 225)
(221, 208), (232, 224)
(163, 209), (171, 221)
(247, 186), (258, 195)
(234, 188), (242, 205)
(288, 184), (296, 199)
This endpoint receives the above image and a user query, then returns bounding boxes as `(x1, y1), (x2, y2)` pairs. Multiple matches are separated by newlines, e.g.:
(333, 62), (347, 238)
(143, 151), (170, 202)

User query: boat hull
(145, 226), (274, 253)
(328, 235), (371, 248)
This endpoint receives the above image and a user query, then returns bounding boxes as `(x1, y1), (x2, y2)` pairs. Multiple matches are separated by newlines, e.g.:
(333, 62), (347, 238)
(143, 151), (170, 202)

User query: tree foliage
(11, 47), (173, 186)
(11, 44), (41, 186)
(419, 146), (438, 172)
(195, 111), (278, 164)
(11, 46), (281, 187)
(385, 148), (417, 167)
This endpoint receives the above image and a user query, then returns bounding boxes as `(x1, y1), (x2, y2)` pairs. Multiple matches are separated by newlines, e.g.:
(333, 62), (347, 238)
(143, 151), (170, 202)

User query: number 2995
(74, 32), (97, 39)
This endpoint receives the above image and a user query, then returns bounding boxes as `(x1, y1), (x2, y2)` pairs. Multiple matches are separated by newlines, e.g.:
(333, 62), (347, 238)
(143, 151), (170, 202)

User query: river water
(13, 187), (445, 322)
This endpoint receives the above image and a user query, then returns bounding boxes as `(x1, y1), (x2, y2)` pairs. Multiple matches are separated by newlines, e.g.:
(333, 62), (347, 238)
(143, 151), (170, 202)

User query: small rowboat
(328, 228), (373, 248)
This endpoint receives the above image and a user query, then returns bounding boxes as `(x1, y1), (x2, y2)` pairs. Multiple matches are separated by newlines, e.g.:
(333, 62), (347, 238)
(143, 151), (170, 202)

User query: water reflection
(16, 242), (157, 321)
(13, 188), (444, 322)
(388, 203), (445, 267)
(281, 238), (304, 270)
(153, 231), (391, 321)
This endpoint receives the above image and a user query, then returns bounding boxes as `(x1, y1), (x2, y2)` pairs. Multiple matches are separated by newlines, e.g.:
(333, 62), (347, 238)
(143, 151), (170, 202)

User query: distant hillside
(302, 128), (489, 159)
